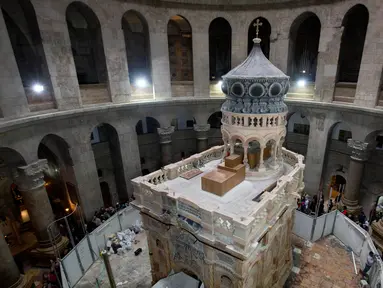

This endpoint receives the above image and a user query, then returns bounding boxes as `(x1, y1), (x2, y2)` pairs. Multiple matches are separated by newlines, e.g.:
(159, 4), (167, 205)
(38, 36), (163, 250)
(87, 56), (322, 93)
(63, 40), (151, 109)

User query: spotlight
(297, 79), (306, 87)
(65, 208), (70, 212)
(302, 70), (306, 74)
(217, 81), (223, 87)
(32, 83), (44, 93)
(135, 78), (148, 88)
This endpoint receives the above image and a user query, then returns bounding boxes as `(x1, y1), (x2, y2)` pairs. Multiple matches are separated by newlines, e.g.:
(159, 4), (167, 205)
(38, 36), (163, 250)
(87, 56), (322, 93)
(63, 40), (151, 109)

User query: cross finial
(253, 18), (263, 38)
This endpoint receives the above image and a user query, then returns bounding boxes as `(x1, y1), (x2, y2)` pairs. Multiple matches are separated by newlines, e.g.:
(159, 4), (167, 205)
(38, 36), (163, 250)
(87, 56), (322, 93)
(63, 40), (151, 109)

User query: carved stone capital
(15, 159), (48, 191)
(194, 124), (210, 140)
(347, 139), (370, 161)
(157, 126), (175, 144)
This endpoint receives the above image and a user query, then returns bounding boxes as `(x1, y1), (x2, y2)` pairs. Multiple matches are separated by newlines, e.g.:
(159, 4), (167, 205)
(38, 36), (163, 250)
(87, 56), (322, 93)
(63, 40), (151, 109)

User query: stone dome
(221, 38), (289, 114)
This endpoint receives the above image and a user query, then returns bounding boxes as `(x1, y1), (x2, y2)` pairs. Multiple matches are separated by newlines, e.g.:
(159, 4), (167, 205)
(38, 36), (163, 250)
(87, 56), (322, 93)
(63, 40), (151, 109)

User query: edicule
(131, 37), (305, 287)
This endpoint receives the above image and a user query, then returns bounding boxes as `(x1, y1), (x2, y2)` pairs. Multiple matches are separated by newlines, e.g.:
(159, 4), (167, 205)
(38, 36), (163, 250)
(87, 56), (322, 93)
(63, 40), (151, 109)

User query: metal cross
(253, 18), (263, 38)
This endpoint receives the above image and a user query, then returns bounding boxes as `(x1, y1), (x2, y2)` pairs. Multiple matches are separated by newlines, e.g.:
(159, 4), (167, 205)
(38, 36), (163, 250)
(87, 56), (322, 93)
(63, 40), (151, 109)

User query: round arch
(209, 17), (231, 80)
(287, 12), (321, 81)
(248, 17), (271, 58)
(66, 1), (108, 85)
(167, 15), (193, 82)
(122, 10), (152, 87)
(208, 111), (222, 129)
(337, 4), (369, 83)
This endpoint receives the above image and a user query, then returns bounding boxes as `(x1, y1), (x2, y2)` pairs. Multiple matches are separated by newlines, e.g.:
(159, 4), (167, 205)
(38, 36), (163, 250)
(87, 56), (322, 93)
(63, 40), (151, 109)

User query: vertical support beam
(231, 23), (247, 68)
(0, 228), (23, 288)
(69, 142), (104, 221)
(0, 10), (29, 117)
(33, 3), (82, 110)
(194, 124), (210, 152)
(157, 127), (175, 166)
(149, 28), (171, 99)
(15, 159), (62, 247)
(342, 139), (369, 213)
(102, 26), (131, 103)
(314, 26), (343, 102)
(192, 30), (209, 97)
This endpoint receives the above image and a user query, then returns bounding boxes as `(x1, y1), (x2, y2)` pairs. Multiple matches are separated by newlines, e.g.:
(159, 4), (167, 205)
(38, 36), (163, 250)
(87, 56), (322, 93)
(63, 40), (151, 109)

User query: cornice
(0, 98), (382, 133)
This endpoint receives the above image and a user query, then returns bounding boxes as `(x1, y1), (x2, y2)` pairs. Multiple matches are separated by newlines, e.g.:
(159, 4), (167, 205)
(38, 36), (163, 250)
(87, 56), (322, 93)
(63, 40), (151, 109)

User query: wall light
(302, 70), (306, 74)
(217, 81), (223, 87)
(32, 83), (44, 93)
(65, 208), (70, 212)
(297, 79), (306, 88)
(135, 78), (148, 88)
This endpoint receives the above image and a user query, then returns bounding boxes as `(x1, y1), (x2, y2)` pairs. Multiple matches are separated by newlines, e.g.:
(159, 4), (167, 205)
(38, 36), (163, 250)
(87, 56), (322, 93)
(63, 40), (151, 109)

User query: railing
(222, 111), (287, 128)
(59, 206), (141, 288)
(293, 210), (383, 288)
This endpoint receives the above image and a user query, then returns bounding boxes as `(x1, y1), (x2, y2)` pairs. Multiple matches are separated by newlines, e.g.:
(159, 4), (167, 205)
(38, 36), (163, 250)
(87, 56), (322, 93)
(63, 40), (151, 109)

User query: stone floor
(285, 235), (361, 288)
(75, 232), (362, 288)
(75, 231), (152, 288)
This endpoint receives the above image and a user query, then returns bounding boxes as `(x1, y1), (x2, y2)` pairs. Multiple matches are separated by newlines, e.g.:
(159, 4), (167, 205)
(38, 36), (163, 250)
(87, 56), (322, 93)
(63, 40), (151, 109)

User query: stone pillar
(270, 34), (289, 74)
(15, 160), (61, 248)
(229, 139), (235, 155)
(194, 124), (210, 152)
(0, 10), (29, 117)
(192, 30), (209, 97)
(257, 145), (266, 172)
(69, 142), (104, 221)
(243, 145), (249, 168)
(314, 26), (343, 102)
(0, 228), (23, 288)
(102, 26), (130, 103)
(342, 139), (369, 213)
(231, 24), (247, 68)
(157, 127), (175, 166)
(33, 3), (82, 110)
(149, 30), (171, 99)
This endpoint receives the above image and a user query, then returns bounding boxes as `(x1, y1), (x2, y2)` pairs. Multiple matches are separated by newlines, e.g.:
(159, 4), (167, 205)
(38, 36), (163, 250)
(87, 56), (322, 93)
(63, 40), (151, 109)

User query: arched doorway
(329, 174), (346, 199)
(209, 17), (231, 81)
(167, 15), (193, 97)
(136, 117), (162, 172)
(2, 0), (55, 111)
(288, 12), (321, 82)
(100, 181), (112, 207)
(90, 123), (128, 204)
(122, 10), (152, 98)
(248, 17), (271, 58)
(66, 1), (109, 104)
(38, 134), (78, 217)
(208, 111), (222, 129)
(221, 275), (234, 288)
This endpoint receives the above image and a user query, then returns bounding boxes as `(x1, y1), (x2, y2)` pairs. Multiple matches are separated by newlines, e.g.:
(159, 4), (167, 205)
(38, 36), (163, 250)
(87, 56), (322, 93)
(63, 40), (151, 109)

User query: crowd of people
(297, 194), (325, 216)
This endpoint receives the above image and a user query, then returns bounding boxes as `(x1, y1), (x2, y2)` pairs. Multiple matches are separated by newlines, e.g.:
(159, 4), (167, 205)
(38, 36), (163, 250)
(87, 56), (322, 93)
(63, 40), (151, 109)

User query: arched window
(167, 15), (193, 82)
(122, 10), (151, 89)
(288, 13), (321, 82)
(66, 2), (108, 85)
(2, 1), (55, 110)
(337, 5), (369, 83)
(136, 117), (160, 135)
(248, 17), (271, 58)
(209, 18), (231, 80)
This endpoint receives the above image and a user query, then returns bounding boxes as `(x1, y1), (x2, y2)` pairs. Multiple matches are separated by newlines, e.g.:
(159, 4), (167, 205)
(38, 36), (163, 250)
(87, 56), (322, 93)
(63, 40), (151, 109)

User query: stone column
(149, 30), (171, 99)
(15, 160), (61, 248)
(341, 139), (370, 213)
(69, 141), (104, 221)
(257, 145), (266, 172)
(229, 139), (235, 155)
(231, 23), (247, 68)
(157, 127), (175, 166)
(192, 30), (209, 97)
(270, 33), (289, 74)
(314, 26), (343, 102)
(243, 144), (249, 168)
(33, 3), (82, 110)
(0, 228), (23, 288)
(102, 26), (130, 103)
(0, 10), (29, 117)
(194, 124), (210, 153)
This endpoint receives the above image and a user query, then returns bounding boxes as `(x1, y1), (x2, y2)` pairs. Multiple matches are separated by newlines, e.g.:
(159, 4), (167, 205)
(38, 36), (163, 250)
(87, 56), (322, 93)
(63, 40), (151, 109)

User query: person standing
(362, 251), (375, 276)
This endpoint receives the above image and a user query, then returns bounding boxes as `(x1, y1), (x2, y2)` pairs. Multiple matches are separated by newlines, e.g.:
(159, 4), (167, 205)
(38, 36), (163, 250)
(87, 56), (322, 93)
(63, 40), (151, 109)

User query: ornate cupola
(221, 37), (290, 177)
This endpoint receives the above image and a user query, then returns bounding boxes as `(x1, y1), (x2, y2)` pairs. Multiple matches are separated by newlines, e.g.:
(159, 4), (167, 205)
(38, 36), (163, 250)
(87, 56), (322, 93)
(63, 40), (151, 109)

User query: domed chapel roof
(221, 37), (290, 114)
